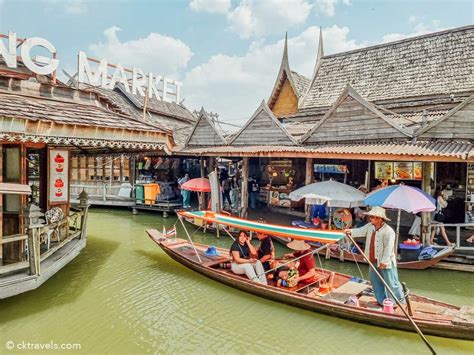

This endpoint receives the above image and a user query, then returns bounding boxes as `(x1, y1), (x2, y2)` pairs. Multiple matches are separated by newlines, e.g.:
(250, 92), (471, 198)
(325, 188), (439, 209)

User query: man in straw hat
(345, 206), (405, 307)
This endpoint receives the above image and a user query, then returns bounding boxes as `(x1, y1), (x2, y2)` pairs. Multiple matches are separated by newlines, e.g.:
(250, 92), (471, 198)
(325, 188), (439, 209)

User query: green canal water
(0, 208), (473, 354)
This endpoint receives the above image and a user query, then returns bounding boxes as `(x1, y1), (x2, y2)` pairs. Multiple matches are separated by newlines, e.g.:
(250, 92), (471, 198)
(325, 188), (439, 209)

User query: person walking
(345, 206), (405, 307)
(249, 176), (260, 209)
(221, 176), (232, 209)
(229, 175), (241, 211)
(178, 173), (191, 208)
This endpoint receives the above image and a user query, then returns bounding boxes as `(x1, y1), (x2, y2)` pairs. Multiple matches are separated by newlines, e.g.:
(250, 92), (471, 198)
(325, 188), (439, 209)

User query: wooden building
(69, 82), (196, 204)
(180, 25), (474, 251)
(0, 64), (172, 298)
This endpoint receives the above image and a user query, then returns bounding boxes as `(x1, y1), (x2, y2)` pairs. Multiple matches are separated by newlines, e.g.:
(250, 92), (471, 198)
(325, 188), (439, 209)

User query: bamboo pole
(346, 232), (436, 355)
(305, 158), (313, 222)
(178, 214), (202, 263)
(241, 158), (249, 218)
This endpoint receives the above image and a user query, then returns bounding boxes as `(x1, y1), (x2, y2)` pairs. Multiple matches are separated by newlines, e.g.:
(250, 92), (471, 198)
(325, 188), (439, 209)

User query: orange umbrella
(181, 178), (211, 192)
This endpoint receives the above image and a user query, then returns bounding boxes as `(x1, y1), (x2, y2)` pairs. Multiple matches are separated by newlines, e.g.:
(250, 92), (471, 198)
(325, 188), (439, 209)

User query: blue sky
(0, 0), (473, 128)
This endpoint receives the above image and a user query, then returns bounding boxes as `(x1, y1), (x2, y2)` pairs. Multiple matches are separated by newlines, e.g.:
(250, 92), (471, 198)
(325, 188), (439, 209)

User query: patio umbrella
(289, 180), (366, 208)
(364, 184), (436, 240)
(289, 180), (366, 229)
(181, 178), (211, 192)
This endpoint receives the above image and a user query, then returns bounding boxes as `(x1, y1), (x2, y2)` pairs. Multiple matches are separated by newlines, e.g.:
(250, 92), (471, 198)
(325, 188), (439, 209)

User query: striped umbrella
(364, 184), (436, 240)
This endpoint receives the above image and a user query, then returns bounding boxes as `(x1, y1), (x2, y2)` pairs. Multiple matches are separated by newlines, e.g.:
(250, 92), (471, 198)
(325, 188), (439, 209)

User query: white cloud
(314, 0), (341, 17)
(41, 0), (88, 15)
(382, 20), (445, 43)
(189, 0), (231, 14)
(64, 0), (87, 14)
(226, 0), (313, 38)
(184, 25), (365, 124)
(88, 27), (193, 78)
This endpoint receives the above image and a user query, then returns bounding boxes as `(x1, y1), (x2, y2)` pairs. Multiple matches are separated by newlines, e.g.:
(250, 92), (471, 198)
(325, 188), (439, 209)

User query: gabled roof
(185, 108), (227, 147)
(229, 100), (298, 146)
(300, 85), (412, 144)
(300, 25), (474, 109)
(268, 34), (309, 109)
(415, 95), (474, 139)
(114, 84), (196, 123)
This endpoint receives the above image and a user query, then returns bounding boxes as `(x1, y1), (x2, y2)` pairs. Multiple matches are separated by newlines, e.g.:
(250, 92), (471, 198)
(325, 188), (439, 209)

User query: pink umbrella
(181, 178), (211, 192)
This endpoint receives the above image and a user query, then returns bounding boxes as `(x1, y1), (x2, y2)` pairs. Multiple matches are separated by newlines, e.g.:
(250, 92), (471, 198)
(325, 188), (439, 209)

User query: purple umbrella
(365, 184), (436, 240)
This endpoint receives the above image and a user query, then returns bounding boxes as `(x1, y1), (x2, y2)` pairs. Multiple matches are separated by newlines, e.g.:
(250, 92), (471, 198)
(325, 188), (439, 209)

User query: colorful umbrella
(364, 184), (436, 240)
(181, 178), (211, 192)
(365, 185), (436, 213)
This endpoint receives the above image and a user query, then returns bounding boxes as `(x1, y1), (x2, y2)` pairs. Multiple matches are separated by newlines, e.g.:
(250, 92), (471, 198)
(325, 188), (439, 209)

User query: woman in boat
(230, 231), (267, 285)
(256, 232), (274, 272)
(282, 240), (317, 285)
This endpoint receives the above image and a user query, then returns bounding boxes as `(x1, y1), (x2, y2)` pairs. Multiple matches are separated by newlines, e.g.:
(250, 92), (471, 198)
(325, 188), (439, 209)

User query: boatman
(344, 206), (405, 307)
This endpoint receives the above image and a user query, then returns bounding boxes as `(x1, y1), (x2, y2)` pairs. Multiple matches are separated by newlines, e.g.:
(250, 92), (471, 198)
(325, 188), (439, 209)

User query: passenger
(275, 265), (299, 288)
(230, 231), (267, 285)
(282, 240), (317, 285)
(256, 232), (274, 272)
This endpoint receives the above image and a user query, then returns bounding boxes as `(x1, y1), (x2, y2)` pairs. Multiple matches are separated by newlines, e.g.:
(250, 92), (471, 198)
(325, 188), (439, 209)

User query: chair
(44, 207), (65, 249)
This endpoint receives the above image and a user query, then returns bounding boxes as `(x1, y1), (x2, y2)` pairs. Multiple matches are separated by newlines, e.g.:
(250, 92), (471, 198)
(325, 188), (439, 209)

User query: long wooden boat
(146, 229), (473, 340)
(179, 210), (455, 270)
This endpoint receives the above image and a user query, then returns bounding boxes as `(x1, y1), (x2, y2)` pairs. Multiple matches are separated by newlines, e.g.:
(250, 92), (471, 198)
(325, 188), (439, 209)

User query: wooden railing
(70, 182), (130, 201)
(0, 202), (89, 277)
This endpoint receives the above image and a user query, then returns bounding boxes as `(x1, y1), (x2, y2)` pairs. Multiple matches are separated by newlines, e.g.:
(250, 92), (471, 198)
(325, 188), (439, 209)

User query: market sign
(0, 32), (183, 104)
(314, 164), (349, 174)
(49, 149), (69, 204)
(375, 162), (422, 180)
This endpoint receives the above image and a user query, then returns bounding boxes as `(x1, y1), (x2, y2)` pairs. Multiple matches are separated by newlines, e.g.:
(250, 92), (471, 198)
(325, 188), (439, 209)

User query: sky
(0, 0), (473, 129)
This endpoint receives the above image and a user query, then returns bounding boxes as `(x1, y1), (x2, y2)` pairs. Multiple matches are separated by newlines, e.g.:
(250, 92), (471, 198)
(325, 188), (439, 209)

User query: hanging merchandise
(144, 158), (151, 170)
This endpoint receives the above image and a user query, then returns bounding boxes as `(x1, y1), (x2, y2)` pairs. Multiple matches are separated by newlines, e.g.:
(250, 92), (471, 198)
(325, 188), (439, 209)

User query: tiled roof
(290, 71), (311, 96)
(0, 91), (167, 132)
(178, 141), (474, 160)
(300, 26), (474, 109)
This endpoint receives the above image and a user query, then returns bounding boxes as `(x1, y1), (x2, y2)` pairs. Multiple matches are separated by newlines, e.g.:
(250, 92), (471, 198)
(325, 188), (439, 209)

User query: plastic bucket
(383, 298), (394, 314)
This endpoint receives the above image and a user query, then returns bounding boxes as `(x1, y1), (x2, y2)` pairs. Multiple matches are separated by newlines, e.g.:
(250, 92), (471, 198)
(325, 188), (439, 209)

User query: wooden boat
(180, 210), (455, 270)
(315, 244), (455, 270)
(146, 229), (473, 340)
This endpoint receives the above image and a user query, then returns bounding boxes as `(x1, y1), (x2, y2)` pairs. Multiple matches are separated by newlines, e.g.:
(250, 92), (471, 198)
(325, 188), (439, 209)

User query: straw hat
(287, 239), (311, 251)
(364, 206), (391, 221)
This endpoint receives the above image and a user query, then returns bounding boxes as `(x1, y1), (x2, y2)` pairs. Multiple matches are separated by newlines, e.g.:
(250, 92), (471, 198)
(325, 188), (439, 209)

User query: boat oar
(346, 233), (436, 355)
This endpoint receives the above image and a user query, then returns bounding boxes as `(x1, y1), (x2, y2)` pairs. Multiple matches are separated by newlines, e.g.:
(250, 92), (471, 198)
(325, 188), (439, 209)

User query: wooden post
(421, 162), (432, 245)
(305, 158), (313, 222)
(241, 158), (249, 218)
(199, 158), (207, 210)
(27, 226), (41, 276)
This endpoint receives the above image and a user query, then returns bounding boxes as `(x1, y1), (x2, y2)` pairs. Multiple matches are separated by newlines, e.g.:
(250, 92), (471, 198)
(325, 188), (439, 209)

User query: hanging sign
(314, 164), (348, 174)
(0, 32), (183, 104)
(49, 149), (69, 204)
(375, 161), (422, 180)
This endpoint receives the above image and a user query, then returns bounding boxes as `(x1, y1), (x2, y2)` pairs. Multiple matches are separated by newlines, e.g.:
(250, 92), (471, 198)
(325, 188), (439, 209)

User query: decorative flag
(164, 227), (177, 238)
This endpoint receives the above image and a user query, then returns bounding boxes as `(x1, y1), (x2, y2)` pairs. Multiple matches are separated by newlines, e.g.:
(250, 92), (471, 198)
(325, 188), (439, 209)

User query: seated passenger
(230, 231), (267, 285)
(256, 232), (274, 272)
(283, 240), (316, 284)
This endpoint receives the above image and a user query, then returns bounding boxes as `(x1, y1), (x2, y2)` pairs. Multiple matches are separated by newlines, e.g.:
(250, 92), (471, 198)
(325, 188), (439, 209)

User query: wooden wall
(187, 118), (225, 147)
(304, 95), (407, 144)
(419, 100), (474, 140)
(271, 79), (298, 117)
(232, 109), (294, 146)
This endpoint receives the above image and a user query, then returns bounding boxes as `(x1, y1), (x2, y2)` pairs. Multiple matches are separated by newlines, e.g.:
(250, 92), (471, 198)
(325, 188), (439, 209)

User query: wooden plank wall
(232, 109), (294, 146)
(187, 119), (224, 146)
(305, 96), (407, 144)
(272, 78), (298, 117)
(419, 101), (474, 140)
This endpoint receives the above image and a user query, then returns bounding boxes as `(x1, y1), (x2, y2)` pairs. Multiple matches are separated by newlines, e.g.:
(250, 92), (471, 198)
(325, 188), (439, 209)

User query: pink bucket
(383, 298), (394, 314)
